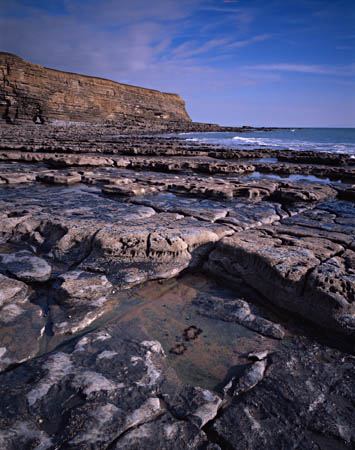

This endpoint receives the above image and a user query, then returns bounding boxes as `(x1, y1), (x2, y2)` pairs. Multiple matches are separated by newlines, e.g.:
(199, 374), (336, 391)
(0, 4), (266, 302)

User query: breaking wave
(176, 129), (355, 155)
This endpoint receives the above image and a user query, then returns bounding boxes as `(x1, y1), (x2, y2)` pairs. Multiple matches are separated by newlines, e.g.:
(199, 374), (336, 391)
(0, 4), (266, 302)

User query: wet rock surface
(0, 123), (354, 449)
(195, 296), (285, 339)
(50, 271), (115, 336)
(206, 200), (355, 335)
(0, 274), (44, 372)
(209, 340), (355, 449)
(0, 250), (52, 282)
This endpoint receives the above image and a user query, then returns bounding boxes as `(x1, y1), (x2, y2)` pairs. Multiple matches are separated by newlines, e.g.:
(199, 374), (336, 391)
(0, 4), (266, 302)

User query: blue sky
(1, 0), (354, 126)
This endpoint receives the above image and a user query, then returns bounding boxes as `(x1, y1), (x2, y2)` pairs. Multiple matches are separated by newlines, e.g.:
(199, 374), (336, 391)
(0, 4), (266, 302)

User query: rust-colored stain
(169, 343), (187, 355)
(183, 325), (202, 341)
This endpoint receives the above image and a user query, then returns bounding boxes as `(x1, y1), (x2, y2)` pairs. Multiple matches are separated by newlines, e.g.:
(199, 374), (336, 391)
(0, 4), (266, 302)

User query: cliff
(0, 52), (191, 124)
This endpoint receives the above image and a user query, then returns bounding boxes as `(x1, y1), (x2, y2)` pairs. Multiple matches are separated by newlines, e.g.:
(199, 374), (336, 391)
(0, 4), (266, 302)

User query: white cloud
(0, 15), (164, 77)
(1, 0), (353, 126)
(227, 34), (272, 49)
(202, 6), (255, 26)
(170, 38), (231, 59)
(244, 63), (355, 76)
(64, 0), (202, 24)
(0, 0), (262, 77)
(167, 34), (271, 61)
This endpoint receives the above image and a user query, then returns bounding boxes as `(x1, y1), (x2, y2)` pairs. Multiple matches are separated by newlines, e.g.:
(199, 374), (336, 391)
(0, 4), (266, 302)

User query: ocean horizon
(175, 128), (355, 155)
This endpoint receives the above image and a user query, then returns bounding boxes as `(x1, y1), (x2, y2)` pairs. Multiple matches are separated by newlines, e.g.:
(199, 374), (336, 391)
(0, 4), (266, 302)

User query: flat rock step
(206, 200), (355, 335)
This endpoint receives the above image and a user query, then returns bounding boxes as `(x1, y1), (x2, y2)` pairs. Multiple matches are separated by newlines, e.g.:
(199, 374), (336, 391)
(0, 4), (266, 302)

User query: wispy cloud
(170, 38), (230, 59)
(168, 34), (272, 61)
(200, 5), (255, 27)
(227, 34), (271, 49)
(245, 63), (355, 76)
(64, 0), (202, 24)
(1, 0), (354, 126)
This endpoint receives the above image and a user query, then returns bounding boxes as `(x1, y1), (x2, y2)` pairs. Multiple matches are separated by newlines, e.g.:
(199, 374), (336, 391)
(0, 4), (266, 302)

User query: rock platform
(0, 122), (354, 449)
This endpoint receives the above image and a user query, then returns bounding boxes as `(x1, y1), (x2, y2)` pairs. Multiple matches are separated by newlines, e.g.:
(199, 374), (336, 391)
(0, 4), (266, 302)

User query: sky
(1, 0), (354, 127)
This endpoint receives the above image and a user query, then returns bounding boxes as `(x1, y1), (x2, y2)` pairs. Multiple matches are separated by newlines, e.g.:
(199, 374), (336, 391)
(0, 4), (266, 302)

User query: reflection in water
(34, 272), (285, 391)
(247, 171), (344, 184)
(107, 274), (282, 390)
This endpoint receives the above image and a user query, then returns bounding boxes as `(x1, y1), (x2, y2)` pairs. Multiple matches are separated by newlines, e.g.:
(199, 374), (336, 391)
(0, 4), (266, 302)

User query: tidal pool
(105, 273), (283, 391)
(27, 272), (287, 391)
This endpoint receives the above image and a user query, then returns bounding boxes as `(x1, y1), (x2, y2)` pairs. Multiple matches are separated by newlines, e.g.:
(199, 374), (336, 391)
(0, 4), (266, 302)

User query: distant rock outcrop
(0, 52), (191, 124)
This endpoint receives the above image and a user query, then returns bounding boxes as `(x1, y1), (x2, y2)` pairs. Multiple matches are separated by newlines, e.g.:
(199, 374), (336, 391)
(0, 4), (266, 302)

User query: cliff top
(0, 51), (181, 98)
(0, 51), (190, 123)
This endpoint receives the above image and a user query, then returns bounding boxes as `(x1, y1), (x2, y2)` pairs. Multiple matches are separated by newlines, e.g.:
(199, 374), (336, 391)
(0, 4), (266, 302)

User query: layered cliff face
(0, 52), (191, 124)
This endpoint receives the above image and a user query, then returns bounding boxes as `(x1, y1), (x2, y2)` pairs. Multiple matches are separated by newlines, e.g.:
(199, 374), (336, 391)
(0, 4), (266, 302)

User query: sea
(176, 128), (355, 156)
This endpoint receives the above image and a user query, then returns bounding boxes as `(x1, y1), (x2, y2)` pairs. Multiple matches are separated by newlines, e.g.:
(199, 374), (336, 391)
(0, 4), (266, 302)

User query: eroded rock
(111, 413), (210, 450)
(0, 273), (28, 306)
(0, 118), (354, 450)
(50, 271), (114, 335)
(205, 200), (355, 334)
(223, 359), (267, 396)
(0, 250), (51, 282)
(195, 297), (285, 340)
(211, 342), (355, 449)
(0, 323), (224, 449)
(0, 275), (44, 372)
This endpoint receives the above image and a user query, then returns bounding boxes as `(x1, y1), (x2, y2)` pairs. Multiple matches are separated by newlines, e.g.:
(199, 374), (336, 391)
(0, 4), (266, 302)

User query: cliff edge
(0, 52), (191, 124)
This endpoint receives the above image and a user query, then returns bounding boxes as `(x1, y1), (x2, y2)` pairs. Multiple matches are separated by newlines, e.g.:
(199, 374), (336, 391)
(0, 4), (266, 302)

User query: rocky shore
(0, 122), (354, 449)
